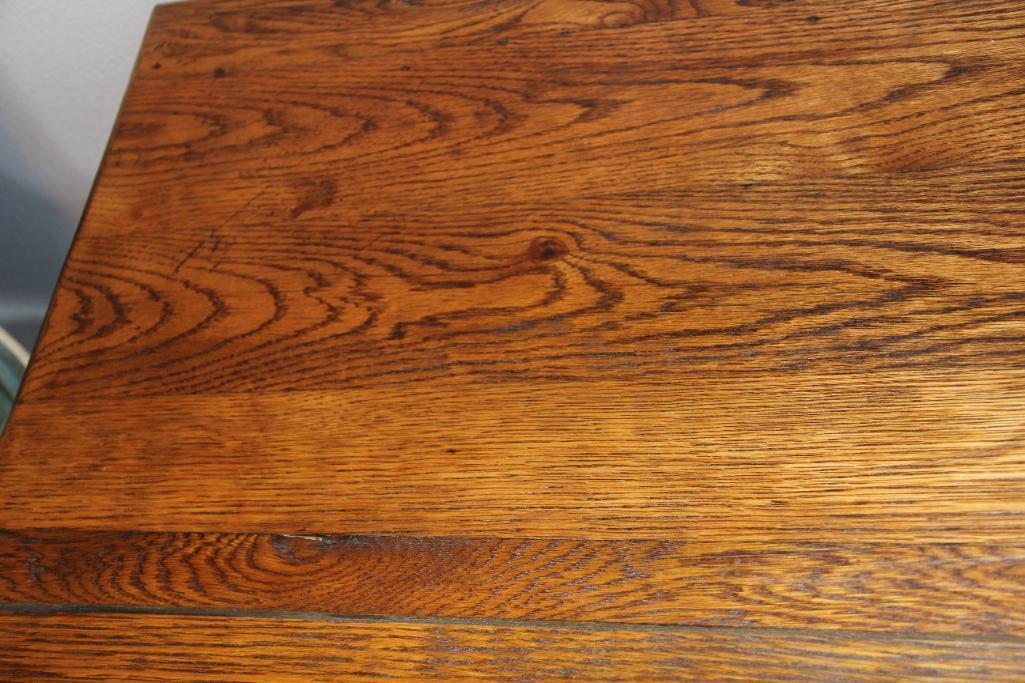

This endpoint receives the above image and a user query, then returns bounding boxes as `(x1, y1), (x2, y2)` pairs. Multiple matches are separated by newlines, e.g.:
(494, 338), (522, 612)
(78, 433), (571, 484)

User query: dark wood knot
(528, 237), (567, 262)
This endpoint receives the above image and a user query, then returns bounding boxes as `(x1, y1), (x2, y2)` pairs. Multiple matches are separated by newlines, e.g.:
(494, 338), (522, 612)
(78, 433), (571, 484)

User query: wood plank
(147, 0), (1025, 60)
(2, 610), (1024, 681)
(73, 0), (1025, 234)
(3, 529), (1025, 637)
(3, 371), (1025, 541)
(21, 182), (1025, 397)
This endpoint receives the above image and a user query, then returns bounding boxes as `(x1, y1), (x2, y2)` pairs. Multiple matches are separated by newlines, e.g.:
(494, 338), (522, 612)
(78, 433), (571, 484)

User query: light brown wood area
(3, 0), (1025, 678)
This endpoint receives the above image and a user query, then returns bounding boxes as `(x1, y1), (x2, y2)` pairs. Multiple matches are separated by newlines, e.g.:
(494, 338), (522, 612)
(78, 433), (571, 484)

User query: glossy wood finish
(4, 610), (1025, 682)
(3, 0), (1025, 678)
(5, 374), (1025, 541)
(5, 0), (1025, 542)
(4, 529), (1025, 638)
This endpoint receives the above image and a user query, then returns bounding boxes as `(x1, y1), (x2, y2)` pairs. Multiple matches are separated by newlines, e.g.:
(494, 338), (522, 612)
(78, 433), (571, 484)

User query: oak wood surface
(3, 529), (1025, 637)
(4, 0), (1025, 541)
(3, 0), (1025, 678)
(4, 374), (1025, 540)
(3, 610), (1025, 682)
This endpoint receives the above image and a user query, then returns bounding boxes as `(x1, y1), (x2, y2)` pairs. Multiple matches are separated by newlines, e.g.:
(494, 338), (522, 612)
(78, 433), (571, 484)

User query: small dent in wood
(213, 67), (227, 78)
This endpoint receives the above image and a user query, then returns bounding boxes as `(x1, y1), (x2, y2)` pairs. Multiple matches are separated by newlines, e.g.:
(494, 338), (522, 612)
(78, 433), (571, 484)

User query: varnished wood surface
(3, 0), (1025, 678)
(4, 0), (1025, 540)
(3, 529), (1025, 637)
(4, 373), (1025, 540)
(3, 610), (1025, 682)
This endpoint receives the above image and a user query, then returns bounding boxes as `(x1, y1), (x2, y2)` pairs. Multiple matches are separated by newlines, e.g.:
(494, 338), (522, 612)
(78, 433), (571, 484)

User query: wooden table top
(4, 0), (1025, 678)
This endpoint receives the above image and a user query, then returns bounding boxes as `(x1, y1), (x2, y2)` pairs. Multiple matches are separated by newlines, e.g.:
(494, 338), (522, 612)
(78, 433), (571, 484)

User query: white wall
(0, 0), (164, 350)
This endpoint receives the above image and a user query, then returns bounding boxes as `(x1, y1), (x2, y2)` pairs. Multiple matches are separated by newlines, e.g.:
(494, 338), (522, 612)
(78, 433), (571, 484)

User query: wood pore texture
(2, 0), (1025, 679)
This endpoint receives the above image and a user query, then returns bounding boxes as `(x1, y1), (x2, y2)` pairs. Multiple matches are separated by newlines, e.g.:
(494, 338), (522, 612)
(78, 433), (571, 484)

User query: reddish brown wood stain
(2, 0), (1025, 678)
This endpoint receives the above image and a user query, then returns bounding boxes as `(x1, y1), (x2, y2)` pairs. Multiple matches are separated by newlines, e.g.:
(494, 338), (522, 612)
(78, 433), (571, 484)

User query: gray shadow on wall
(0, 165), (70, 349)
(0, 77), (84, 352)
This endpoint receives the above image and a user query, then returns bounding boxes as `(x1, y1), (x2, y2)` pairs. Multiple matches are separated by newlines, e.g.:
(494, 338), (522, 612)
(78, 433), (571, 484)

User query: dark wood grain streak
(2, 529), (1025, 637)
(2, 610), (1025, 681)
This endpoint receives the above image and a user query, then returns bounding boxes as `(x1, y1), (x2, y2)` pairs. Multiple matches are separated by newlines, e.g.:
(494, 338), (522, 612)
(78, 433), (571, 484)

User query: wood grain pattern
(21, 0), (1025, 399)
(4, 0), (1025, 544)
(4, 0), (1025, 678)
(3, 529), (1025, 637)
(3, 610), (1025, 682)
(3, 373), (1025, 540)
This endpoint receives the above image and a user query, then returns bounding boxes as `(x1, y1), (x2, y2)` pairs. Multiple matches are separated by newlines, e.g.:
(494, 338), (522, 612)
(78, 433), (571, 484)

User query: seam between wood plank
(6, 527), (1024, 548)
